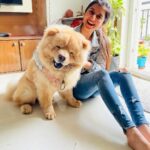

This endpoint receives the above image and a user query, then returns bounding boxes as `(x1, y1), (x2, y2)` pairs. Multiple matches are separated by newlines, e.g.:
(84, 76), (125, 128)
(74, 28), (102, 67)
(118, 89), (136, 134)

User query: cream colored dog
(6, 25), (90, 120)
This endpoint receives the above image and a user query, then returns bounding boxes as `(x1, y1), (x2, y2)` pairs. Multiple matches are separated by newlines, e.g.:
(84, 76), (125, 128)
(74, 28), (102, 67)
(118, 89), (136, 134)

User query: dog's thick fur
(5, 25), (90, 119)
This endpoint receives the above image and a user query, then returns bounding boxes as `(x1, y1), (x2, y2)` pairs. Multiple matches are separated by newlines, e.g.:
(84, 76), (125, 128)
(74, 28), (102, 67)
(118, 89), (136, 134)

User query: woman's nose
(90, 14), (96, 21)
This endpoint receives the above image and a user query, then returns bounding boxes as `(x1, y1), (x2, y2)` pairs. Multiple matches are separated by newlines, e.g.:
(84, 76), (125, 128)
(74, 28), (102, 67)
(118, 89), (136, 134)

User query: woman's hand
(83, 61), (93, 70)
(117, 68), (129, 73)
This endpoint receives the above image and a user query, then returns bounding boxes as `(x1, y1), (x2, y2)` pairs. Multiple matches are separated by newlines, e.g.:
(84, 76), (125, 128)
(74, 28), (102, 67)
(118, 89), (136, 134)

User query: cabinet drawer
(19, 39), (40, 70)
(0, 40), (21, 73)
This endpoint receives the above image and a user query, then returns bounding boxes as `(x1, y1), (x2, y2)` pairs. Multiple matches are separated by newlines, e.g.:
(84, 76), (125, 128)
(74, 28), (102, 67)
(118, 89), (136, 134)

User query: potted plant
(137, 43), (150, 69)
(107, 25), (121, 70)
(107, 0), (125, 70)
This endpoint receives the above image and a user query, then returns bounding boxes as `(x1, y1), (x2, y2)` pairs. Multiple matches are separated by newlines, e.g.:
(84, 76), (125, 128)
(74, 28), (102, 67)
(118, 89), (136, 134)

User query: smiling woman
(0, 0), (32, 13)
(72, 0), (150, 150)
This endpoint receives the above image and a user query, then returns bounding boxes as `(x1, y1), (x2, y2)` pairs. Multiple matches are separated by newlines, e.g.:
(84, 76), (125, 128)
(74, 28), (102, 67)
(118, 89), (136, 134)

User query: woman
(73, 0), (150, 150)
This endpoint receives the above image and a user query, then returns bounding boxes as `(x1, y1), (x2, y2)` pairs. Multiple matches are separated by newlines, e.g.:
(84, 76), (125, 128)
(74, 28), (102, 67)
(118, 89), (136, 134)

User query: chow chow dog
(6, 25), (90, 120)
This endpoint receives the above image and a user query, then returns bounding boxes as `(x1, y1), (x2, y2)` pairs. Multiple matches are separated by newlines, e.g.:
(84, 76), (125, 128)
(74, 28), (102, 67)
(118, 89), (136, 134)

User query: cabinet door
(0, 40), (21, 73)
(19, 39), (40, 70)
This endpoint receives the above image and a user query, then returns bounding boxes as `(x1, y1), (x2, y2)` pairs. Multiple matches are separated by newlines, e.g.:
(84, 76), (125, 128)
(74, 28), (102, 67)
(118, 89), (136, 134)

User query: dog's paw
(20, 104), (32, 114)
(43, 106), (56, 120)
(44, 111), (56, 120)
(73, 100), (82, 107)
(68, 99), (82, 108)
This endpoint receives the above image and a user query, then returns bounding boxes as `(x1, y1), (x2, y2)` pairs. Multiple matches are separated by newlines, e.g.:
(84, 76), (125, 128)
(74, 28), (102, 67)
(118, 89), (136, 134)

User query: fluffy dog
(6, 25), (90, 119)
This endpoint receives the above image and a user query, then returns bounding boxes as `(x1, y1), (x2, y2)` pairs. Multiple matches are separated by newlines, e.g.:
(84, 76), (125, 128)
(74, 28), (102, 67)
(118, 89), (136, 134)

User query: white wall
(46, 0), (89, 25)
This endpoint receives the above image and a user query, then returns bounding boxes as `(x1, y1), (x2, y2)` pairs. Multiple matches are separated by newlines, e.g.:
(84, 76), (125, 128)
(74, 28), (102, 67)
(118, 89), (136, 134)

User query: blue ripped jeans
(73, 69), (149, 131)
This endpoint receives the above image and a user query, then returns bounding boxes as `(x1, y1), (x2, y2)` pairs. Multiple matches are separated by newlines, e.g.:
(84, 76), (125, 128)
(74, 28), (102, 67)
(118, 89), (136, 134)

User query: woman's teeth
(87, 21), (95, 26)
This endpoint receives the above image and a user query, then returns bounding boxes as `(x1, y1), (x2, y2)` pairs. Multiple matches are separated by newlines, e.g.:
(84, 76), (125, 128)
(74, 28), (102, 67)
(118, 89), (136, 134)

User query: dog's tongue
(53, 61), (63, 69)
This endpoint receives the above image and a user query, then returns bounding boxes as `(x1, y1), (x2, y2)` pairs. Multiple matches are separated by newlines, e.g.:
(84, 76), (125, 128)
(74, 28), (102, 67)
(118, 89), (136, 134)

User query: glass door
(121, 0), (150, 80)
(138, 0), (150, 75)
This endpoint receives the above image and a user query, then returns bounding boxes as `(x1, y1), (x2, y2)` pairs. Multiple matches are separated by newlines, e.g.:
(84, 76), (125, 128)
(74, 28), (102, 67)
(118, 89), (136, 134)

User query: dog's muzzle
(53, 54), (68, 69)
(53, 60), (63, 69)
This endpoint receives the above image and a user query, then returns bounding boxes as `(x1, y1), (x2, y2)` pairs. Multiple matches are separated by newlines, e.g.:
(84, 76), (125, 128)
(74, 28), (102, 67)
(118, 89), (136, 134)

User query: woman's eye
(89, 10), (95, 15)
(96, 15), (102, 20)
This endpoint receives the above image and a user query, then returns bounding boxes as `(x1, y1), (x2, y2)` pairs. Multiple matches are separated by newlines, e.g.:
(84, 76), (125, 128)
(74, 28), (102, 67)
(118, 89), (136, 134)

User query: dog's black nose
(58, 54), (66, 62)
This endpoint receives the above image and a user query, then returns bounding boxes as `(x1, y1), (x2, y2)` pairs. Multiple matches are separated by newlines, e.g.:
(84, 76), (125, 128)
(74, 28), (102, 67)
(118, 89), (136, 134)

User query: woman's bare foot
(126, 127), (150, 150)
(138, 124), (150, 142)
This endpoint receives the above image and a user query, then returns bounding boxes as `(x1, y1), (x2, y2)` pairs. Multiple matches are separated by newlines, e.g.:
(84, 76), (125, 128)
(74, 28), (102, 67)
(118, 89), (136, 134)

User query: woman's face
(83, 3), (106, 32)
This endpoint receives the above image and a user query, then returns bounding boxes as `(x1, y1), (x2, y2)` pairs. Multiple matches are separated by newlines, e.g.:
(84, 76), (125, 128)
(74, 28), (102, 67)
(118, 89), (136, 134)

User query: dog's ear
(45, 28), (59, 36)
(82, 40), (90, 51)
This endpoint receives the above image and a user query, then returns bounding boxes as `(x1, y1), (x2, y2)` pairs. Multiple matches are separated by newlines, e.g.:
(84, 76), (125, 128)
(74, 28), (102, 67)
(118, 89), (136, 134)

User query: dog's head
(37, 25), (90, 71)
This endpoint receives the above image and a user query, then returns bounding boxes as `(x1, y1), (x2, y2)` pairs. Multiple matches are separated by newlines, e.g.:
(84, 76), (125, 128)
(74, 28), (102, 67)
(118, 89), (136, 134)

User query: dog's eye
(70, 52), (74, 56)
(55, 45), (61, 49)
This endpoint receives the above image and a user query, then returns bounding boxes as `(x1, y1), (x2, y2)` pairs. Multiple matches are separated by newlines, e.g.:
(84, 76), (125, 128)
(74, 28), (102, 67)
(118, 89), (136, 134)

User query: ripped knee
(129, 96), (139, 103)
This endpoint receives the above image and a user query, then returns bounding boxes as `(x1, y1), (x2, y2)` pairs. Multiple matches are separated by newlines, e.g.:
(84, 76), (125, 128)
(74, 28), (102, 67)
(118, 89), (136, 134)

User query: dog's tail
(4, 83), (17, 101)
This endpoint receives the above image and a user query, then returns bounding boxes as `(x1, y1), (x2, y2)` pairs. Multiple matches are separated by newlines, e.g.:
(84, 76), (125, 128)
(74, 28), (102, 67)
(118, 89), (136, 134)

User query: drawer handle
(12, 42), (17, 47)
(20, 42), (25, 47)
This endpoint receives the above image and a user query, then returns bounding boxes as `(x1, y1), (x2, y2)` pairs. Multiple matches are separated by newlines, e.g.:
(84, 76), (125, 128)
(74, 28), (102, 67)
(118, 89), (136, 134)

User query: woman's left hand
(83, 61), (93, 70)
(117, 68), (129, 73)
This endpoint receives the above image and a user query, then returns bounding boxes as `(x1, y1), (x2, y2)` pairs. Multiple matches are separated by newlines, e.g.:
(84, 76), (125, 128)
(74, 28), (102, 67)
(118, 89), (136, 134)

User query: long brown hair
(96, 28), (111, 70)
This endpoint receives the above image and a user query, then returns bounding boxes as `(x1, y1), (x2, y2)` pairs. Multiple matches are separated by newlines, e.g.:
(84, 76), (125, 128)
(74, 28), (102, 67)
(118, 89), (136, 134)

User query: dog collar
(33, 52), (65, 90)
(33, 52), (43, 70)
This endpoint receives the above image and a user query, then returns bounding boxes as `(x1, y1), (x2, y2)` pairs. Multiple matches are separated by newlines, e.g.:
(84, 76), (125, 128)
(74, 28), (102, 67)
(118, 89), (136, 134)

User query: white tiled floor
(0, 72), (150, 150)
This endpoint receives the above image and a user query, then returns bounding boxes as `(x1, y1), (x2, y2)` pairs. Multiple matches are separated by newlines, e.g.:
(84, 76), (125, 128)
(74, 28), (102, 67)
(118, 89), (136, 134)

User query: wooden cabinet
(0, 36), (41, 73)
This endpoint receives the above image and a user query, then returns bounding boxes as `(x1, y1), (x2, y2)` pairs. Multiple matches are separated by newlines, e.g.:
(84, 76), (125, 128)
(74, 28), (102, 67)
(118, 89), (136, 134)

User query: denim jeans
(73, 69), (149, 131)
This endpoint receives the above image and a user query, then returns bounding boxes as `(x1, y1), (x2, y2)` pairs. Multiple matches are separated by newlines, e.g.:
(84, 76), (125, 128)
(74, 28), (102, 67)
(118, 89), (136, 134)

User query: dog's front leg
(37, 88), (56, 120)
(60, 89), (82, 108)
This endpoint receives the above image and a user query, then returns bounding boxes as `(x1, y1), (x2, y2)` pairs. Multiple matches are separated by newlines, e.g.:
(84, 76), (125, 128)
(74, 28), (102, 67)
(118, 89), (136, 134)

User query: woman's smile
(86, 20), (95, 28)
